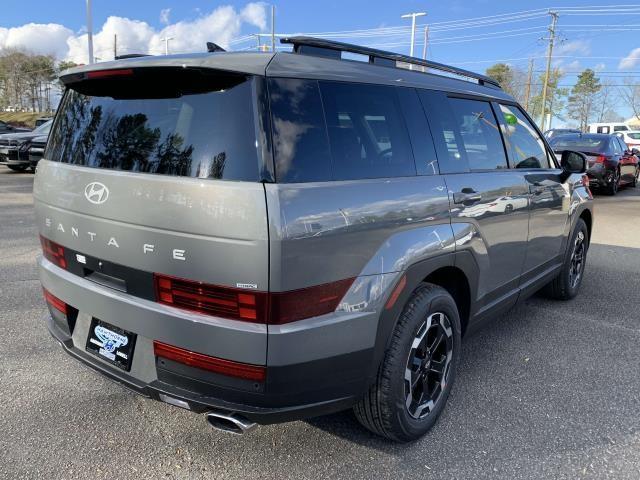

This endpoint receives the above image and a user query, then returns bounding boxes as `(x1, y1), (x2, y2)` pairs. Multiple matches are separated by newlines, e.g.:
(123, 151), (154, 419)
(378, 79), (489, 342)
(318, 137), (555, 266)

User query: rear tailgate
(34, 161), (269, 290)
(35, 66), (271, 366)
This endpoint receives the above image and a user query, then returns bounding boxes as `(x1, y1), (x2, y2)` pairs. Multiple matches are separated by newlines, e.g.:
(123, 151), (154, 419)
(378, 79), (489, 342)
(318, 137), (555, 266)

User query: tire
(543, 218), (589, 300)
(354, 283), (462, 442)
(7, 164), (28, 172)
(605, 169), (619, 195)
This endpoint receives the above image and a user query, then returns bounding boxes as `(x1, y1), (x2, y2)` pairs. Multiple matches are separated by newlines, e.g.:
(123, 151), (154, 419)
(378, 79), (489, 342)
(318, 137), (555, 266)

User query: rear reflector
(154, 274), (354, 325)
(43, 288), (67, 315)
(86, 68), (133, 79)
(385, 275), (407, 310)
(153, 341), (266, 382)
(40, 235), (67, 269)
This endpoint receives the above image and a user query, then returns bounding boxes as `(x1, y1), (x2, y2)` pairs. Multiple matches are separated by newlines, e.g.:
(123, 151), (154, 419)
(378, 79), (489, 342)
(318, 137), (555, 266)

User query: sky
(1, 0), (639, 125)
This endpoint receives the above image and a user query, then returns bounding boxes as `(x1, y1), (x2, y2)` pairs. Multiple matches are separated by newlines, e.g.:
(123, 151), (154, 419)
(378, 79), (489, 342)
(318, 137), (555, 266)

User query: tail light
(42, 287), (67, 315)
(154, 274), (354, 325)
(595, 155), (607, 164)
(154, 274), (268, 322)
(40, 235), (67, 269)
(153, 341), (266, 382)
(269, 278), (355, 325)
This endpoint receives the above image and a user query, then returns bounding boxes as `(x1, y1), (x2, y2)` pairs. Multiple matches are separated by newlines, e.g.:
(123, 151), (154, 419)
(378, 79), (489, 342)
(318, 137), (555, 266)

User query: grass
(0, 112), (51, 128)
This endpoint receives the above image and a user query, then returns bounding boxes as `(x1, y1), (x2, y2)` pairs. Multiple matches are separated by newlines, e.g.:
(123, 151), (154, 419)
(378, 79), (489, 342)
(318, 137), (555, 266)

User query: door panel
(447, 172), (529, 307)
(522, 172), (569, 274)
(494, 102), (568, 277)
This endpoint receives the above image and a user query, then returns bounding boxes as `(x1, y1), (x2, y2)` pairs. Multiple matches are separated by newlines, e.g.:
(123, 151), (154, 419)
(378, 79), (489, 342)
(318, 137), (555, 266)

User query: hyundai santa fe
(36, 37), (593, 442)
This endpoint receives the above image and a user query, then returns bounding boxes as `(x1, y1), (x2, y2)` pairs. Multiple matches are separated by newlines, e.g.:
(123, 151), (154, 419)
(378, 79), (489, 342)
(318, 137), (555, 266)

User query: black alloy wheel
(568, 230), (586, 290)
(404, 312), (454, 419)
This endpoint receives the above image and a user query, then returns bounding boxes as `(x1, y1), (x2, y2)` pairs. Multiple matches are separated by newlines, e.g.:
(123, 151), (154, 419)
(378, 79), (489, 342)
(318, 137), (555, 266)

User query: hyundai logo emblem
(84, 182), (110, 204)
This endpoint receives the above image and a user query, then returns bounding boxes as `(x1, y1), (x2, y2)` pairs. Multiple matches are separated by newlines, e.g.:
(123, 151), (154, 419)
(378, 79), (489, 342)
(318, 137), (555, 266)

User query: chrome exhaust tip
(206, 410), (257, 435)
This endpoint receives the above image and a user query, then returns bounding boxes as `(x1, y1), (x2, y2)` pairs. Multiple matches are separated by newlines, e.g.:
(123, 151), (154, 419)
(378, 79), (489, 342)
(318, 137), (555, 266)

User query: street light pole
(401, 12), (427, 58)
(86, 0), (94, 64)
(161, 37), (174, 55)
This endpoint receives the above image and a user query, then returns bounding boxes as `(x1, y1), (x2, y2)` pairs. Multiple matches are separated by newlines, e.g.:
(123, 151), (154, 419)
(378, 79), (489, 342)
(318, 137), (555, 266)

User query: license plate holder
(86, 318), (137, 371)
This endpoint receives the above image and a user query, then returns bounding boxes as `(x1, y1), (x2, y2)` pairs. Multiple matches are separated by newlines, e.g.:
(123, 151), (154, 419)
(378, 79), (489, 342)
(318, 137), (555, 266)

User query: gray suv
(36, 37), (593, 441)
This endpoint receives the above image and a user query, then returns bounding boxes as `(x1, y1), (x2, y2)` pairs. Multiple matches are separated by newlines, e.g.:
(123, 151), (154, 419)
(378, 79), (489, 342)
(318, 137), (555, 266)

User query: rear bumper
(39, 257), (380, 424)
(586, 165), (614, 187)
(47, 314), (361, 423)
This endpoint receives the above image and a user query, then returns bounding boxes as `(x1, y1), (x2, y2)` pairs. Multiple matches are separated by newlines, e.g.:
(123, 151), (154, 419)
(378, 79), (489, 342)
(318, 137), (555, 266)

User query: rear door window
(47, 69), (262, 181)
(319, 82), (416, 181)
(497, 104), (551, 169)
(421, 92), (507, 172)
(269, 79), (420, 182)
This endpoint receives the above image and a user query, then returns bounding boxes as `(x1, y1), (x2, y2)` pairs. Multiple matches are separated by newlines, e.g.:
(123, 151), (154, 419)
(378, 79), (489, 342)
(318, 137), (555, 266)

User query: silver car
(36, 37), (593, 441)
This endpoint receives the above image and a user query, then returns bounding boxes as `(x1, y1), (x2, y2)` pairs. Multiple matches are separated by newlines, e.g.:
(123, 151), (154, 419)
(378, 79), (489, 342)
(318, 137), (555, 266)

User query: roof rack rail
(280, 36), (501, 89)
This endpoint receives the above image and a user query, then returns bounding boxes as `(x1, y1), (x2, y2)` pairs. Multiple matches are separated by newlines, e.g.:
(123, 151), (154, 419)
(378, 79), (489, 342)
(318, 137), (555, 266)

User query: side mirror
(560, 150), (587, 180)
(632, 148), (640, 156)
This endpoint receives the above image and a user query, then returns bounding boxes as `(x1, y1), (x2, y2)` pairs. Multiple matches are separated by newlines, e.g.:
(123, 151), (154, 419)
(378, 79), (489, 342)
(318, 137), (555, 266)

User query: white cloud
(594, 62), (606, 71)
(619, 47), (640, 70)
(0, 23), (73, 58)
(241, 3), (268, 31)
(0, 3), (267, 64)
(160, 8), (171, 26)
(67, 16), (156, 63)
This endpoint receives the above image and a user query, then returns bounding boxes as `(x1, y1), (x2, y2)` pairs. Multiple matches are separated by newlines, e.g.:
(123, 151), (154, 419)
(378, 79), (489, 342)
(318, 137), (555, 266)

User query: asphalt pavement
(1, 168), (639, 480)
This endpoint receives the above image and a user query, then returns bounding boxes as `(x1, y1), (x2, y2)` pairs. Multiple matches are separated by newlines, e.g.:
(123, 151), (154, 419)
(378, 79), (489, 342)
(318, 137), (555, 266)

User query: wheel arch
(367, 252), (478, 381)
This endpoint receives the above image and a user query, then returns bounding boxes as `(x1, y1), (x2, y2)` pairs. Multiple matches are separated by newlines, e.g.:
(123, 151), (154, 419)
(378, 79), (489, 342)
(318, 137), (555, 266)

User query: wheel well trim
(366, 251), (478, 381)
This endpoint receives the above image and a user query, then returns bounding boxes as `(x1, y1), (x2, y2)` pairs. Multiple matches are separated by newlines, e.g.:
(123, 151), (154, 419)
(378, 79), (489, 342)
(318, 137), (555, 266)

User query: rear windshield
(46, 69), (262, 181)
(549, 135), (607, 152)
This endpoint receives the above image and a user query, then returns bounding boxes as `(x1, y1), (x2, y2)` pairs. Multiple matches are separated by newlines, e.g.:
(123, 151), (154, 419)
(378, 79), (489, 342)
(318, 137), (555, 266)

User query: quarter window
(497, 104), (551, 169)
(268, 78), (332, 183)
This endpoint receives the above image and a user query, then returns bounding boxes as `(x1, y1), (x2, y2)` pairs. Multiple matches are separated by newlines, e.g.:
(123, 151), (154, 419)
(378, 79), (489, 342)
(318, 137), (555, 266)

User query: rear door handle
(453, 189), (482, 205)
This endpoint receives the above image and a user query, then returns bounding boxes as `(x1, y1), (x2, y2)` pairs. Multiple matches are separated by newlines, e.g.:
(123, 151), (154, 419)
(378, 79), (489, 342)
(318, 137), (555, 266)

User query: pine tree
(567, 69), (601, 131)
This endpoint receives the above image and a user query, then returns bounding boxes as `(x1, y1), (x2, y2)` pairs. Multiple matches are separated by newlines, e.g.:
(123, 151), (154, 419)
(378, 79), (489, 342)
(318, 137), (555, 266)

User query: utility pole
(161, 36), (174, 55)
(540, 11), (558, 132)
(271, 5), (276, 53)
(422, 26), (429, 60)
(86, 0), (94, 64)
(401, 11), (427, 69)
(524, 58), (534, 111)
(113, 34), (117, 60)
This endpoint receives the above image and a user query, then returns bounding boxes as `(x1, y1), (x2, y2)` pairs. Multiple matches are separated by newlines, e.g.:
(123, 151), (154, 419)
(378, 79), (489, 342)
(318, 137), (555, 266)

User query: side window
(319, 82), (416, 180)
(598, 126), (609, 134)
(614, 125), (628, 132)
(268, 78), (332, 183)
(612, 138), (622, 154)
(618, 138), (629, 152)
(446, 98), (508, 171)
(497, 104), (551, 169)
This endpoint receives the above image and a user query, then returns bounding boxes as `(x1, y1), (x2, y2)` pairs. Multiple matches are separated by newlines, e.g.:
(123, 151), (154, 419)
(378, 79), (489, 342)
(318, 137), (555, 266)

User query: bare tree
(620, 78), (640, 122)
(595, 81), (620, 123)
